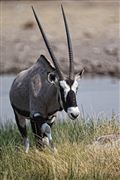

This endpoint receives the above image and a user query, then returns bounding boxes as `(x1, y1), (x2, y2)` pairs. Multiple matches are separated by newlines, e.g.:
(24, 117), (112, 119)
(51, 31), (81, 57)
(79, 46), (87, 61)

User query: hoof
(42, 137), (49, 146)
(52, 147), (58, 154)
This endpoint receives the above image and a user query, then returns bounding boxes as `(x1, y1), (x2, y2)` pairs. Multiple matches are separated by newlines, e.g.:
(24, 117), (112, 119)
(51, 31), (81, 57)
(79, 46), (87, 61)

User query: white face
(59, 80), (80, 120)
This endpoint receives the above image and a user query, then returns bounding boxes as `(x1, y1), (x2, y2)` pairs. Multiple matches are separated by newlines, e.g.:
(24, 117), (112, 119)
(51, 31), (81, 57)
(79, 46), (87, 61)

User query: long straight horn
(61, 4), (74, 80)
(32, 6), (64, 80)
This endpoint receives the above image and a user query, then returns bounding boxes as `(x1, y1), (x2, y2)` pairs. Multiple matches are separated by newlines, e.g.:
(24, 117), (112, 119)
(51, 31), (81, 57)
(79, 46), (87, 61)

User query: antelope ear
(75, 69), (84, 81)
(47, 72), (58, 84)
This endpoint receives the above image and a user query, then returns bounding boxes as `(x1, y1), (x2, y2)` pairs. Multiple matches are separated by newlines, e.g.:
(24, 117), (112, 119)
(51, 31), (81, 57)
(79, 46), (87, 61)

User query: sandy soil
(0, 1), (120, 78)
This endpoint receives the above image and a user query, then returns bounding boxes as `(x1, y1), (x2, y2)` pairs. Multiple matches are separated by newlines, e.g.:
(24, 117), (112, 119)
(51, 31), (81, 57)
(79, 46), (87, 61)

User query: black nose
(71, 113), (79, 119)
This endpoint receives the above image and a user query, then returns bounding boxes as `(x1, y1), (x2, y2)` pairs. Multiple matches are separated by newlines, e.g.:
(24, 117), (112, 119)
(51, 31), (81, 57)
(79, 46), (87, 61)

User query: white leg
(41, 123), (57, 153)
(23, 138), (29, 153)
(41, 123), (52, 141)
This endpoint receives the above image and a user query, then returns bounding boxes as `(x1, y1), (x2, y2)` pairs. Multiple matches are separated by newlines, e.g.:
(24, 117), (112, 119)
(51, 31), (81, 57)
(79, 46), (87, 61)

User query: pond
(0, 75), (120, 124)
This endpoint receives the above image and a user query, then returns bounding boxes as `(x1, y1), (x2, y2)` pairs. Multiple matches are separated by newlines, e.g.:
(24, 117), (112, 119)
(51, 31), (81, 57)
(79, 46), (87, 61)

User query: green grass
(0, 117), (120, 180)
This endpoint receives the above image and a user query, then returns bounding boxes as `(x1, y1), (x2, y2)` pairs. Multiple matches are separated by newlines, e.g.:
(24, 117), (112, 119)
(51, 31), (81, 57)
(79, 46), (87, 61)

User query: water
(0, 75), (120, 124)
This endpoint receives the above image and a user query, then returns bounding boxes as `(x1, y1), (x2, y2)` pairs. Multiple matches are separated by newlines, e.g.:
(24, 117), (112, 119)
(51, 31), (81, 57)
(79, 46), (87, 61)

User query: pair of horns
(32, 5), (74, 80)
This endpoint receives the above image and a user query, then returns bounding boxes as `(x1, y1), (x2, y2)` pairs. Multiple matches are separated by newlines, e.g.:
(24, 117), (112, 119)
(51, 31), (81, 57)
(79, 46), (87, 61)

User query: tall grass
(0, 117), (120, 180)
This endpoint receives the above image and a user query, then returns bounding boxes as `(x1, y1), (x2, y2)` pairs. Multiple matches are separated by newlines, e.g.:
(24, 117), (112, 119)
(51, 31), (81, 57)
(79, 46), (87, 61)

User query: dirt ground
(0, 1), (120, 78)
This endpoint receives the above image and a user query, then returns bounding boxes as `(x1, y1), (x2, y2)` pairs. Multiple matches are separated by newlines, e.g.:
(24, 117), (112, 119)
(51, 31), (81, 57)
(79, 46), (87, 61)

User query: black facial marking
(66, 79), (74, 87)
(59, 85), (67, 112)
(59, 84), (77, 112)
(66, 90), (77, 108)
(59, 80), (78, 112)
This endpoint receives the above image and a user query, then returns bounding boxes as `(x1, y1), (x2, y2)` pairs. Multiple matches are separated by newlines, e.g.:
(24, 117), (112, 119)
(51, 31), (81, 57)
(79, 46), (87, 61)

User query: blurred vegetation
(1, 0), (119, 78)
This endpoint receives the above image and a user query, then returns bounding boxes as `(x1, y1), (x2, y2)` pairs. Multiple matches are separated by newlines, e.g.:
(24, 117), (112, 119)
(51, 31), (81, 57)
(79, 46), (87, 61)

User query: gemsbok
(9, 5), (84, 153)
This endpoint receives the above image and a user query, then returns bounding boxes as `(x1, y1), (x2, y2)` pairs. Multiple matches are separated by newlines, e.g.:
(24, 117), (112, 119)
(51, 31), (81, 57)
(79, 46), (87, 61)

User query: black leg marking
(30, 117), (45, 148)
(14, 110), (27, 138)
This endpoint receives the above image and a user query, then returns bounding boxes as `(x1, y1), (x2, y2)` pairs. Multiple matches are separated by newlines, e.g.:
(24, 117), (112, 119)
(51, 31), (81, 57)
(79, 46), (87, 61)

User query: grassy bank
(0, 117), (120, 180)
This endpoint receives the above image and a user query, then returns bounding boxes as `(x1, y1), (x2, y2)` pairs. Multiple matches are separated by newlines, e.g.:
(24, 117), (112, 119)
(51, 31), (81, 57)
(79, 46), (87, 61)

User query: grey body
(10, 55), (61, 119)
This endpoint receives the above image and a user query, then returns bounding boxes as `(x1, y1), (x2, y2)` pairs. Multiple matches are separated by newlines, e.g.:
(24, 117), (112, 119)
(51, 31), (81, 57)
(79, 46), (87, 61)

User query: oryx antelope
(9, 5), (84, 153)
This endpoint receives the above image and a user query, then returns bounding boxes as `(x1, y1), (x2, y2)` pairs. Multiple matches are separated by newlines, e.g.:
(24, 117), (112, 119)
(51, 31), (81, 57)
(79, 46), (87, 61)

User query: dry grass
(0, 117), (120, 179)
